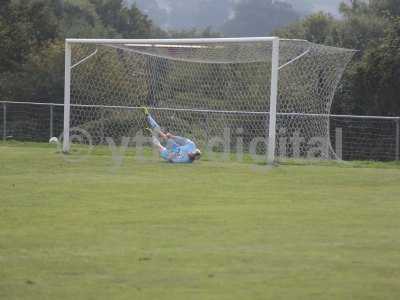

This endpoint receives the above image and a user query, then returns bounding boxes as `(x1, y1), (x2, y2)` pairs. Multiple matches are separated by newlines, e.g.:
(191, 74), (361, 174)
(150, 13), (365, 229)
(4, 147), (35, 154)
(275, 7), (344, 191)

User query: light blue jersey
(147, 115), (197, 164)
(160, 136), (197, 163)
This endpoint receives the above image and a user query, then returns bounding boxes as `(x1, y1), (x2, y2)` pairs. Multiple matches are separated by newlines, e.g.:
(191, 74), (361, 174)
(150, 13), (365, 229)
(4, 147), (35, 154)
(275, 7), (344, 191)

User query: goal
(63, 37), (354, 163)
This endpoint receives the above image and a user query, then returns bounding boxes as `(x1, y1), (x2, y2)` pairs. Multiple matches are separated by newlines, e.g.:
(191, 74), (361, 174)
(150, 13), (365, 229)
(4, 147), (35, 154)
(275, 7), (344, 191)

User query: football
(49, 137), (59, 144)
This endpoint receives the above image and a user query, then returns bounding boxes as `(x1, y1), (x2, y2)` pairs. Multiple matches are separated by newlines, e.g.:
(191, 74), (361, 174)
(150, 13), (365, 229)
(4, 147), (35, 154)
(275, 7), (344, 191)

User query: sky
(306, 0), (344, 15)
(131, 0), (346, 30)
(271, 0), (343, 15)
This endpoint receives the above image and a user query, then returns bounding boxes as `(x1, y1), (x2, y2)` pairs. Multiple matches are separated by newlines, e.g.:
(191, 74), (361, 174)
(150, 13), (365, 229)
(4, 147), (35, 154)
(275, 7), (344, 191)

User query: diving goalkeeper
(143, 108), (202, 163)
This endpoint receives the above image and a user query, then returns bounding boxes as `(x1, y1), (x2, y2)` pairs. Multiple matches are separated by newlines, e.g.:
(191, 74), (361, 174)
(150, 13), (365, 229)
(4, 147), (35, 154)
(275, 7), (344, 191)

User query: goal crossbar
(66, 37), (279, 45)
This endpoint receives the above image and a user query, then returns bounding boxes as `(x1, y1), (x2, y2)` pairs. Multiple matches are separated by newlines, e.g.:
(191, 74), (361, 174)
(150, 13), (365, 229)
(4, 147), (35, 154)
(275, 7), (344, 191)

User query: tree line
(0, 0), (399, 117)
(0, 0), (163, 102)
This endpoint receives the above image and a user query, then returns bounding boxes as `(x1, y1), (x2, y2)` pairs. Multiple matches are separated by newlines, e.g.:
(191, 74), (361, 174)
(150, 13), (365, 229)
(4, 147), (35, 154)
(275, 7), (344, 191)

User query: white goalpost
(63, 37), (354, 163)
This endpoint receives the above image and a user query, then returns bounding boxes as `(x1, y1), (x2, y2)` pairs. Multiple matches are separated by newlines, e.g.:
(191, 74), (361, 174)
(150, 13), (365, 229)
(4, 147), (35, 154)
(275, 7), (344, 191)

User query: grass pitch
(1, 142), (400, 299)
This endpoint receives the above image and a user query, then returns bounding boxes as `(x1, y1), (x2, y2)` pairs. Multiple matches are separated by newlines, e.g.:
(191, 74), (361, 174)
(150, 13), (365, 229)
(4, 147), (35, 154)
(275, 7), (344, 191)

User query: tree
(0, 0), (162, 103)
(0, 0), (59, 73)
(276, 12), (338, 45)
(340, 17), (400, 115)
(89, 0), (154, 38)
(0, 0), (61, 99)
(275, 0), (400, 116)
(370, 0), (400, 17)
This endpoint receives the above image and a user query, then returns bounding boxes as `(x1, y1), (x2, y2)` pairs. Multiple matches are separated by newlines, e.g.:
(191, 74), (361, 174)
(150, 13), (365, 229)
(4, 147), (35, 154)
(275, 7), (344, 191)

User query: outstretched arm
(158, 130), (167, 140)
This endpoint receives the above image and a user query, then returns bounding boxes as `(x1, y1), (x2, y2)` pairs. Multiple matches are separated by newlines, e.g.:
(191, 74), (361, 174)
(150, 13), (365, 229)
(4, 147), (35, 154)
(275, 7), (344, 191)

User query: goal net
(64, 38), (354, 162)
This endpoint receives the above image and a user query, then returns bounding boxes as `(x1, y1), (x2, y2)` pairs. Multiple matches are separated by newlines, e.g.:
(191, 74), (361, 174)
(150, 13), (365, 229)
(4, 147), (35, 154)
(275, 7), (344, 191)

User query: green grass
(1, 142), (400, 300)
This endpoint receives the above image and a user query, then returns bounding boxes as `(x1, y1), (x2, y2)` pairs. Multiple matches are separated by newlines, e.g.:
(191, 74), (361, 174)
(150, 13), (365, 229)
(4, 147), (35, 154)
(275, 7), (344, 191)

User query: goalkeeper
(143, 108), (202, 163)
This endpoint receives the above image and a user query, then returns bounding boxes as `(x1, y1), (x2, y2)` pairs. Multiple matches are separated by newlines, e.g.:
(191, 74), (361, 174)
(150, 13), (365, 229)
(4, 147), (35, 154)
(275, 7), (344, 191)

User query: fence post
(396, 118), (400, 161)
(49, 104), (54, 139)
(204, 113), (209, 143)
(100, 108), (105, 144)
(2, 102), (6, 141)
(335, 127), (343, 160)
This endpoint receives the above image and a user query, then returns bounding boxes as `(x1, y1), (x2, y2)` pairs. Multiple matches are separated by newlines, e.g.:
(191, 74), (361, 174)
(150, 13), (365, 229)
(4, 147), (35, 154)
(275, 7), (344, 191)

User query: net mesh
(0, 103), (63, 142)
(330, 116), (400, 161)
(69, 39), (355, 160)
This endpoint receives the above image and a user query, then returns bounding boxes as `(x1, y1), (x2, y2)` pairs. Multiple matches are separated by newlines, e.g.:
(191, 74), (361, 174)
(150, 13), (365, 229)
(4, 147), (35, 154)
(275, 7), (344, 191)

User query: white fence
(1, 101), (399, 161)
